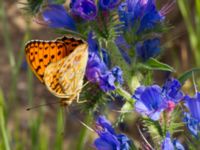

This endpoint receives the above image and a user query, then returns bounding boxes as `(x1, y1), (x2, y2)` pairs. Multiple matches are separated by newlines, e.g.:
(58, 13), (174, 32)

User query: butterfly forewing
(25, 36), (84, 83)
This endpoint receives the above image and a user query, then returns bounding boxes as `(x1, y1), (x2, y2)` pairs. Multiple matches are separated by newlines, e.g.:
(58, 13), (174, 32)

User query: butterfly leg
(76, 92), (87, 104)
(82, 81), (90, 89)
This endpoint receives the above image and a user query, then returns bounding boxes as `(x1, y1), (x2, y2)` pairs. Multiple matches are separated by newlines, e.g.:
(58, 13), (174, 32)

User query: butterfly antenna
(26, 101), (60, 111)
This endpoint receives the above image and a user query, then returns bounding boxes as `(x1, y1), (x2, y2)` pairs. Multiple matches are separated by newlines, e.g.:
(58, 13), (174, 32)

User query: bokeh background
(0, 0), (200, 149)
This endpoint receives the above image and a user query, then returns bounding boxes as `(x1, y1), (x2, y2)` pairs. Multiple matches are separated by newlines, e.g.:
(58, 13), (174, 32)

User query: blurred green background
(0, 0), (200, 149)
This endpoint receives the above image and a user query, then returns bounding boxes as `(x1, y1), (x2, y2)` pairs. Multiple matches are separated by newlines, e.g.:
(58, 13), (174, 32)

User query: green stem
(107, 41), (132, 89)
(76, 113), (92, 150)
(0, 89), (10, 150)
(116, 87), (134, 104)
(0, 1), (15, 72)
(178, 0), (200, 66)
(27, 68), (34, 105)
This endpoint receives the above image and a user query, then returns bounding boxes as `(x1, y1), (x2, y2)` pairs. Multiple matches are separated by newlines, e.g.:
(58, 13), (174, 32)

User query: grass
(177, 0), (200, 67)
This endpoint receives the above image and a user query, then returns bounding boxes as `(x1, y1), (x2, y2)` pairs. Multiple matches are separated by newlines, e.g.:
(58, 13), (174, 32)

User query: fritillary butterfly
(25, 36), (88, 106)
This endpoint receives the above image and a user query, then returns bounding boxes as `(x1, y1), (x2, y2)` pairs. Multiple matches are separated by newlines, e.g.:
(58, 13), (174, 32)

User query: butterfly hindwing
(43, 43), (88, 100)
(59, 44), (88, 95)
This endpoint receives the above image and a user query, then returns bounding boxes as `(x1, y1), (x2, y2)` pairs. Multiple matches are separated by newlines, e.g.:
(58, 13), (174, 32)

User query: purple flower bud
(135, 38), (160, 61)
(111, 66), (124, 85)
(70, 0), (97, 20)
(162, 78), (184, 103)
(99, 0), (121, 10)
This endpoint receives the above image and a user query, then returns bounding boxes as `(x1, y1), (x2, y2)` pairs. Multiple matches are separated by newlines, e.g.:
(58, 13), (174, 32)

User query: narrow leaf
(139, 58), (175, 72)
(178, 68), (200, 84)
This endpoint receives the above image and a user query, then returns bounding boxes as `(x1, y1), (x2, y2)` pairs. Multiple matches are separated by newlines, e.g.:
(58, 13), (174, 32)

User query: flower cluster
(94, 116), (132, 150)
(117, 0), (173, 62)
(133, 78), (183, 120)
(86, 33), (124, 92)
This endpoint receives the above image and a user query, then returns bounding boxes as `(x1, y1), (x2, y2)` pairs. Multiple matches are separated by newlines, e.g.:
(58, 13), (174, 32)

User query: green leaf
(178, 68), (200, 84)
(139, 58), (175, 72)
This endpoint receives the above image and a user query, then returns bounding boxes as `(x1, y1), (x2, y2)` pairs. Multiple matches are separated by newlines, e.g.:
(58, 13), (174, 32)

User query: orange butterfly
(25, 36), (88, 106)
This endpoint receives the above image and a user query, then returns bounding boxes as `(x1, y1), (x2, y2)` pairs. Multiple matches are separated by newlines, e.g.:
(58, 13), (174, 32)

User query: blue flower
(99, 72), (116, 92)
(162, 78), (184, 103)
(161, 132), (174, 150)
(42, 4), (76, 30)
(70, 0), (97, 20)
(137, 0), (165, 33)
(185, 92), (200, 121)
(94, 116), (132, 150)
(99, 0), (120, 10)
(183, 112), (200, 138)
(135, 38), (160, 61)
(111, 66), (124, 85)
(133, 85), (166, 120)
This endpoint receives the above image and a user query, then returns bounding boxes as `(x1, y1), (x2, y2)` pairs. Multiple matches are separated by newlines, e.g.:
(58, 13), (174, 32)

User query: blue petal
(94, 131), (120, 150)
(117, 134), (132, 150)
(111, 66), (124, 85)
(132, 86), (146, 100)
(173, 139), (185, 150)
(183, 112), (200, 138)
(185, 93), (200, 122)
(42, 4), (76, 30)
(140, 85), (163, 110)
(135, 38), (161, 61)
(99, 71), (116, 92)
(162, 78), (183, 103)
(161, 133), (174, 150)
(96, 116), (116, 135)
